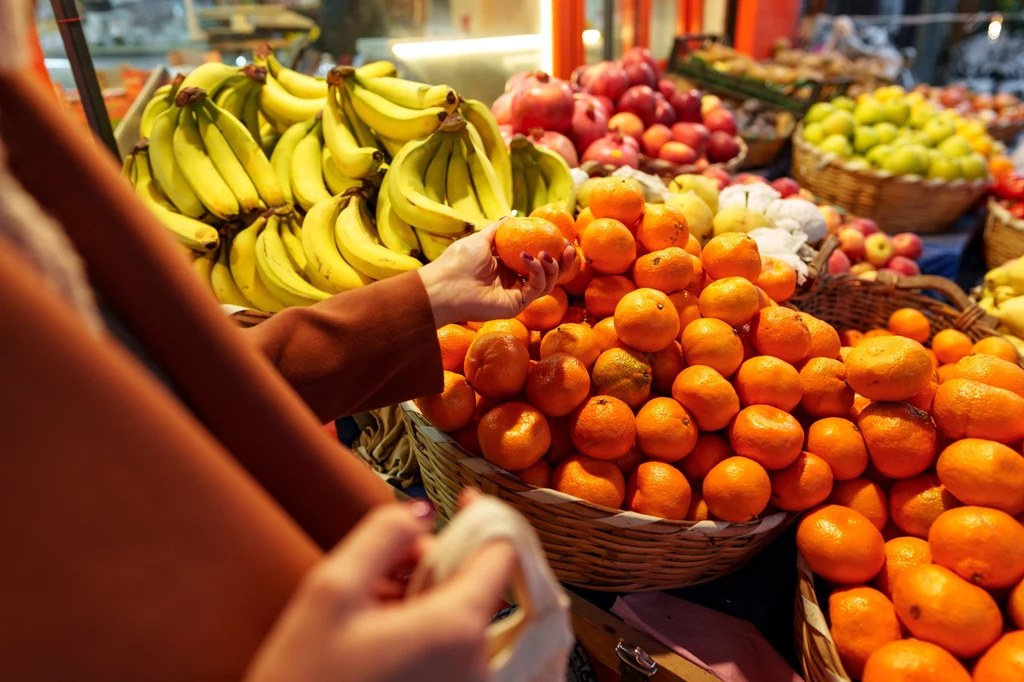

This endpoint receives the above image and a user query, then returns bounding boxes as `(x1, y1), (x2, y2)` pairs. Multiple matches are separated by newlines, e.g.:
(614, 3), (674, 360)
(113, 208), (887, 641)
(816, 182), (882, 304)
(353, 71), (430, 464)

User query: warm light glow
(539, 0), (554, 74)
(582, 29), (602, 47)
(391, 34), (543, 60)
(989, 16), (1003, 41)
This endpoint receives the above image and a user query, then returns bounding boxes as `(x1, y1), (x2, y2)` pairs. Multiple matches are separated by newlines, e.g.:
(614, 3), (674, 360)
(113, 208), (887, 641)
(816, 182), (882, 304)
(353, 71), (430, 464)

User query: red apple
(845, 217), (881, 236)
(670, 89), (703, 123)
(703, 107), (737, 136)
(838, 227), (867, 261)
(617, 85), (658, 127)
(657, 78), (677, 100)
(891, 232), (924, 260)
(608, 111), (645, 140)
(850, 262), (876, 276)
(641, 124), (673, 157)
(796, 188), (815, 201)
(670, 122), (709, 154)
(701, 167), (730, 191)
(886, 255), (921, 277)
(621, 46), (659, 75)
(827, 249), (851, 274)
(653, 96), (677, 126)
(864, 233), (894, 268)
(658, 141), (699, 165)
(622, 60), (657, 89)
(771, 177), (800, 198)
(820, 205), (842, 234)
(732, 172), (768, 185)
(706, 130), (740, 163)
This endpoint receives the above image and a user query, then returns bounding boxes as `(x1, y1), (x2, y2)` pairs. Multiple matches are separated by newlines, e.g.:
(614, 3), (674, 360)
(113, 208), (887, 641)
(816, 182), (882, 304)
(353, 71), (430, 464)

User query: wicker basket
(402, 402), (797, 592)
(988, 119), (1024, 145)
(794, 553), (851, 682)
(638, 137), (748, 180)
(983, 197), (1024, 269)
(791, 124), (990, 235)
(740, 114), (796, 170)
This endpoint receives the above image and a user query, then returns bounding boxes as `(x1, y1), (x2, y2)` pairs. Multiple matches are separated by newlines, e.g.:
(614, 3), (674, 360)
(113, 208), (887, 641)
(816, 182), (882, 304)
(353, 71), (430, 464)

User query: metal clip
(616, 641), (658, 680)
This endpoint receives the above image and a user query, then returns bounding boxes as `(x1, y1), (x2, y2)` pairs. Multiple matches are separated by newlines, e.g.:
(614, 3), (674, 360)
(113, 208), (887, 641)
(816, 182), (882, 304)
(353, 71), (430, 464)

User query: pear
(711, 205), (771, 237)
(1007, 256), (1024, 294)
(985, 262), (1012, 289)
(1001, 332), (1024, 358)
(664, 191), (714, 242)
(993, 295), (1024, 337)
(978, 296), (996, 313)
(669, 174), (719, 212)
(995, 286), (1019, 306)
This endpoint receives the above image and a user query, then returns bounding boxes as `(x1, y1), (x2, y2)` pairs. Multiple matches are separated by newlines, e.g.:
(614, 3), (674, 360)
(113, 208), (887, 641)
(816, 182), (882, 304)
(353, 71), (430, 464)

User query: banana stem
(241, 64), (267, 84)
(439, 112), (467, 133)
(176, 86), (208, 107)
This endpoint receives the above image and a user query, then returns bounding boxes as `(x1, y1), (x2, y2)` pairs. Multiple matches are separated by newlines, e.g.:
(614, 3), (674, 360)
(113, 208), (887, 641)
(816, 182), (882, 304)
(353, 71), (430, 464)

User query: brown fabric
(0, 71), (445, 681)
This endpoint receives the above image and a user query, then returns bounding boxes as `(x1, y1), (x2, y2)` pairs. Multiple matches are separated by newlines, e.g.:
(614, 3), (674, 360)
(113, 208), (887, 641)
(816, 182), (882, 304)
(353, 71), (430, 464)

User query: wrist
(418, 263), (459, 328)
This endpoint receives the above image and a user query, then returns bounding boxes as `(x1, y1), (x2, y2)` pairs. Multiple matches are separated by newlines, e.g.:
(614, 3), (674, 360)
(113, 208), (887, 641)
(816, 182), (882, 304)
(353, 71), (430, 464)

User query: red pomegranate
(529, 129), (579, 168)
(569, 96), (609, 157)
(491, 91), (513, 125)
(617, 85), (658, 127)
(582, 61), (631, 103)
(581, 132), (640, 168)
(622, 60), (657, 89)
(511, 72), (574, 133)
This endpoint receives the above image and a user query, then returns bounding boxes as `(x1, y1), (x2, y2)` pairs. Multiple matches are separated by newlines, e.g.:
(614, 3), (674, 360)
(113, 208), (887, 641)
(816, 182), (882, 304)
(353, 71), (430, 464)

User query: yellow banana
(140, 74), (184, 139)
(241, 84), (263, 142)
(416, 228), (456, 261)
(256, 44), (327, 99)
(179, 61), (240, 97)
(301, 195), (374, 292)
(355, 61), (398, 79)
(281, 213), (307, 271)
(122, 151), (136, 183)
(201, 96), (287, 208)
(423, 135), (453, 203)
(338, 79), (384, 150)
(322, 146), (363, 196)
(346, 77), (448, 142)
(213, 75), (255, 119)
(465, 126), (512, 221)
(461, 99), (513, 205)
(446, 138), (488, 224)
(335, 192), (422, 280)
(191, 247), (216, 289)
(270, 118), (316, 205)
(211, 238), (251, 307)
(376, 133), (406, 159)
(133, 147), (220, 252)
(229, 214), (286, 312)
(387, 132), (474, 235)
(148, 105), (206, 218)
(352, 70), (457, 111)
(260, 73), (325, 129)
(521, 151), (547, 212)
(256, 215), (331, 306)
(532, 143), (575, 212)
(509, 149), (529, 217)
(290, 120), (332, 211)
(376, 181), (421, 258)
(322, 81), (384, 178)
(261, 131), (281, 156)
(173, 106), (240, 219)
(194, 104), (263, 213)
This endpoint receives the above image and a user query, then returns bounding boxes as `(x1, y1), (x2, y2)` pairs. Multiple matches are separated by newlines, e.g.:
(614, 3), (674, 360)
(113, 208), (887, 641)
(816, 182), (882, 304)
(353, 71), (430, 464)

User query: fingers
(476, 217), (506, 245)
(459, 487), (484, 509)
(518, 251), (548, 306)
(560, 242), (577, 273)
(422, 540), (519, 617)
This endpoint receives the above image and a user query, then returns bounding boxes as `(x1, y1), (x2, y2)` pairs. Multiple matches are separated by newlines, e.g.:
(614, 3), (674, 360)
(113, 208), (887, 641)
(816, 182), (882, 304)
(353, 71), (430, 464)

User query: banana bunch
(343, 62), (458, 146)
(254, 44), (327, 132)
(978, 256), (1024, 346)
(140, 74), (184, 139)
(508, 133), (576, 216)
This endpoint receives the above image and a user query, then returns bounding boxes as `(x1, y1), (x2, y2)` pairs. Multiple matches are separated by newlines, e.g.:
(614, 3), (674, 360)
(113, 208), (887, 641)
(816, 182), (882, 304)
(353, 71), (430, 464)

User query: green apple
(803, 121), (826, 144)
(883, 146), (925, 175)
(883, 98), (910, 126)
(959, 152), (990, 180)
(908, 102), (937, 129)
(805, 102), (834, 124)
(854, 98), (885, 125)
(853, 126), (881, 154)
(846, 156), (871, 171)
(832, 96), (856, 112)
(937, 135), (972, 158)
(821, 110), (856, 138)
(866, 144), (892, 167)
(818, 133), (854, 158)
(906, 144), (931, 173)
(910, 130), (935, 147)
(873, 122), (899, 144)
(923, 117), (955, 145)
(926, 152), (960, 180)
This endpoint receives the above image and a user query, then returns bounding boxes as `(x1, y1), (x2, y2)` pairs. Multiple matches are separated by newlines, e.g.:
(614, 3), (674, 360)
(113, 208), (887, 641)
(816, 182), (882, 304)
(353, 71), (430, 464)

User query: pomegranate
(582, 132), (640, 168)
(570, 64), (591, 91)
(569, 97), (609, 157)
(511, 72), (574, 133)
(499, 124), (515, 147)
(617, 85), (658, 127)
(621, 46), (659, 75)
(529, 129), (579, 168)
(582, 61), (630, 103)
(653, 96), (677, 126)
(657, 78), (677, 100)
(491, 92), (513, 125)
(623, 60), (657, 89)
(608, 111), (644, 141)
(505, 71), (531, 93)
(670, 89), (703, 123)
(595, 95), (616, 117)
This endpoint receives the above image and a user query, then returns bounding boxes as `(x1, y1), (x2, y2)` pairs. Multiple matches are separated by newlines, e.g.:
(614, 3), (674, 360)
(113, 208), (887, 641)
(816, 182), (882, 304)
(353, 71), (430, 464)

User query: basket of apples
(822, 212), (925, 281)
(983, 162), (1024, 270)
(919, 84), (1024, 146)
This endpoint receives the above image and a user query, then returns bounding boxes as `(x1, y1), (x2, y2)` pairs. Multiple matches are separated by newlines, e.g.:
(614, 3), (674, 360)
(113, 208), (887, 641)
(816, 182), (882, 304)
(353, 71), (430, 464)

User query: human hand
(418, 220), (577, 328)
(244, 501), (517, 682)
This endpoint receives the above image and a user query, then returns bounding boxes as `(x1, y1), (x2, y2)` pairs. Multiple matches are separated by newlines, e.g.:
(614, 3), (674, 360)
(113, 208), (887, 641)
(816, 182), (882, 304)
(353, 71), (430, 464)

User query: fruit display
(990, 158), (1024, 221)
(975, 256), (1024, 355)
(914, 83), (1024, 135)
(822, 214), (926, 279)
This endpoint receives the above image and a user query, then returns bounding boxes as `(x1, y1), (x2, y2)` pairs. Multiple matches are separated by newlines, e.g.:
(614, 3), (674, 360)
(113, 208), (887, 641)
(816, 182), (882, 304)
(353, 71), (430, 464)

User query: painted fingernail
(408, 500), (435, 520)
(521, 251), (535, 261)
(541, 251), (554, 263)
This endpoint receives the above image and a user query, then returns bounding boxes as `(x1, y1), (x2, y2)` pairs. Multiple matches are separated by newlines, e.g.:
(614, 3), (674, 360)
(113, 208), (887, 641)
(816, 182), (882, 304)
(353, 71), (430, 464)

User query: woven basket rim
(988, 196), (1024, 232)
(795, 551), (851, 682)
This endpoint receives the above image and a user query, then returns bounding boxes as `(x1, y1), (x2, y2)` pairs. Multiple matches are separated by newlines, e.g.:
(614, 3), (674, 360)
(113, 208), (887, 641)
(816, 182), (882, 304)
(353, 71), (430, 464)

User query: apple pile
(824, 214), (925, 278)
(990, 161), (1024, 221)
(916, 83), (1024, 129)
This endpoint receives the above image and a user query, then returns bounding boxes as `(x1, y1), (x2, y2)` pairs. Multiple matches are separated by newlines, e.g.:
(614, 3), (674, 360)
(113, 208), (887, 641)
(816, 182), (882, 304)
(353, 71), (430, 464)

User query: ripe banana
(377, 133), (406, 159)
(335, 192), (422, 280)
(416, 228), (456, 261)
(230, 213), (286, 312)
(256, 214), (331, 306)
(201, 96), (287, 208)
(509, 148), (529, 217)
(352, 69), (457, 111)
(356, 60), (399, 79)
(532, 143), (576, 212)
(133, 147), (220, 252)
(301, 195), (374, 292)
(323, 78), (384, 179)
(461, 99), (513, 204)
(191, 248), (216, 286)
(213, 75), (255, 120)
(195, 104), (263, 213)
(256, 44), (327, 100)
(290, 120), (332, 211)
(322, 146), (363, 196)
(446, 138), (488, 224)
(464, 126), (512, 221)
(211, 238), (251, 307)
(376, 181), (421, 258)
(338, 80), (384, 150)
(122, 151), (136, 183)
(521, 151), (548, 211)
(281, 213), (307, 271)
(423, 135), (453, 203)
(140, 74), (184, 139)
(173, 105), (241, 219)
(179, 62), (241, 97)
(261, 131), (281, 156)
(270, 118), (316, 205)
(346, 77), (448, 142)
(148, 105), (207, 218)
(387, 131), (474, 236)
(260, 73), (326, 130)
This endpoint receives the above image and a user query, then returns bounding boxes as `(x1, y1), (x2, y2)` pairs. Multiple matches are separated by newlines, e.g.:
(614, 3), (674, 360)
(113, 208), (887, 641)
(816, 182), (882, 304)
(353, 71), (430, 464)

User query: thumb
(423, 540), (519, 616)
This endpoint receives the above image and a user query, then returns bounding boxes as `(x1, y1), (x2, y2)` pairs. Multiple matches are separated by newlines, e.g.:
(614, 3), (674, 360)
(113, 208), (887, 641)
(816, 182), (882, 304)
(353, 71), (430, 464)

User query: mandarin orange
(494, 216), (565, 276)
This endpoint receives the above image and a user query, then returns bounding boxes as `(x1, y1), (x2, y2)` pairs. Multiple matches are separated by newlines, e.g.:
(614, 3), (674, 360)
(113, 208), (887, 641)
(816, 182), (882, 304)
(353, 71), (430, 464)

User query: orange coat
(0, 71), (443, 681)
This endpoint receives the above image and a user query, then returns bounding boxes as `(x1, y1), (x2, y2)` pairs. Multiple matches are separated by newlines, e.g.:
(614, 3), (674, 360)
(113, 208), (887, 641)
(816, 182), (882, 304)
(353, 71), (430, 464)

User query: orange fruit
(540, 323), (601, 370)
(935, 362), (956, 383)
(797, 504), (886, 584)
(931, 328), (973, 365)
(592, 347), (652, 408)
(946, 353), (1024, 397)
(563, 248), (596, 295)
(936, 438), (1024, 515)
(932, 378), (1024, 444)
(686, 490), (710, 521)
(477, 318), (530, 347)
(592, 316), (625, 352)
(679, 234), (699, 258)
(889, 474), (961, 538)
(799, 313), (842, 360)
(733, 355), (803, 411)
(924, 348), (939, 367)
(584, 274), (636, 318)
(545, 415), (574, 466)
(525, 353), (591, 417)
(685, 253), (705, 294)
(437, 324), (477, 373)
(769, 451), (834, 512)
(906, 380), (938, 413)
(828, 586), (903, 679)
(863, 328), (893, 340)
(974, 632), (1024, 682)
(748, 307), (812, 364)
(857, 401), (937, 479)
(845, 336), (934, 402)
(477, 402), (551, 471)
(840, 328), (864, 347)
(528, 330), (542, 360)
(697, 276), (761, 327)
(873, 536), (932, 599)
(892, 563), (1003, 658)
(736, 324), (757, 362)
(569, 395), (637, 460)
(806, 417), (869, 481)
(557, 251), (582, 285)
(451, 423), (482, 455)
(680, 317), (744, 377)
(850, 393), (872, 418)
(464, 331), (531, 399)
(635, 203), (689, 252)
(415, 370), (477, 432)
(671, 365), (741, 431)
(728, 405), (804, 470)
(625, 460), (693, 519)
(799, 357), (855, 418)
(666, 289), (701, 332)
(559, 305), (592, 327)
(702, 456), (771, 522)
(588, 177), (646, 225)
(579, 218), (637, 275)
(613, 288), (680, 353)
(887, 307), (932, 343)
(972, 335), (1021, 364)
(753, 286), (773, 310)
(613, 443), (645, 478)
(700, 233), (762, 282)
(552, 454), (627, 508)
(529, 203), (576, 242)
(514, 459), (552, 488)
(680, 433), (733, 481)
(494, 216), (566, 276)
(1011, 579), (1024, 629)
(632, 247), (693, 293)
(635, 397), (699, 462)
(649, 341), (684, 395)
(928, 505), (1024, 589)
(862, 639), (971, 682)
(575, 206), (596, 239)
(516, 285), (569, 331)
(827, 478), (888, 530)
(755, 256), (797, 302)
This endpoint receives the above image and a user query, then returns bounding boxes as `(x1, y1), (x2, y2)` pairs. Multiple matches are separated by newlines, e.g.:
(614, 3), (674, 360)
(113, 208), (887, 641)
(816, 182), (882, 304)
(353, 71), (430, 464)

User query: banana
(461, 99), (513, 204)
(356, 60), (399, 79)
(416, 228), (456, 261)
(509, 148), (529, 217)
(256, 44), (327, 99)
(352, 70), (457, 111)
(195, 104), (263, 213)
(532, 143), (576, 212)
(191, 248), (216, 286)
(338, 80), (384, 150)
(122, 151), (136, 183)
(241, 85), (263, 142)
(209, 238), (251, 307)
(260, 73), (325, 129)
(346, 78), (448, 142)
(335, 192), (422, 280)
(140, 75), (184, 139)
(387, 132), (474, 236)
(377, 133), (406, 159)
(213, 76), (255, 120)
(256, 215), (331, 306)
(423, 135), (453, 203)
(521, 151), (548, 211)
(446, 138), (488, 224)
(280, 213), (308, 271)
(322, 80), (384, 178)
(179, 62), (241, 97)
(290, 120), (332, 211)
(230, 214), (286, 312)
(464, 126), (512, 221)
(148, 105), (206, 218)
(376, 181), (421, 257)
(270, 118), (316, 205)
(261, 131), (281, 156)
(173, 106), (240, 219)
(301, 195), (374, 292)
(133, 148), (220, 252)
(200, 96), (287, 208)
(322, 146), (363, 196)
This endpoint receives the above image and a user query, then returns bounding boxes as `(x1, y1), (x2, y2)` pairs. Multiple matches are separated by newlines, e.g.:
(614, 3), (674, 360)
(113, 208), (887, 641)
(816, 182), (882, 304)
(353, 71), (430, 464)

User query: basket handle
(806, 234), (838, 282)
(874, 271), (1002, 330)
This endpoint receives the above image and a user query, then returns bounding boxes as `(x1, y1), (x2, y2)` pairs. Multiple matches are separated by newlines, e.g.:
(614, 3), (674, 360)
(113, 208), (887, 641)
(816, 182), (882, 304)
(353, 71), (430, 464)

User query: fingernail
(541, 251), (554, 263)
(521, 251), (535, 262)
(408, 500), (435, 520)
